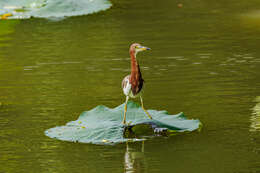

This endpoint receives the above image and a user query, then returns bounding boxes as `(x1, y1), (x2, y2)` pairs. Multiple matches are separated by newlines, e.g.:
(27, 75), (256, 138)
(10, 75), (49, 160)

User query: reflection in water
(124, 142), (146, 173)
(250, 96), (260, 131)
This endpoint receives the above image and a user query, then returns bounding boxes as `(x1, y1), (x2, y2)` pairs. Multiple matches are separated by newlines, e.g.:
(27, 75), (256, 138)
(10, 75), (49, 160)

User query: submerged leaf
(45, 101), (201, 145)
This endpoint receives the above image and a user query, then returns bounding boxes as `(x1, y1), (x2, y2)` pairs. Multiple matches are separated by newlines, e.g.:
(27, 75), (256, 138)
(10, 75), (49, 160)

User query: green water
(0, 0), (260, 172)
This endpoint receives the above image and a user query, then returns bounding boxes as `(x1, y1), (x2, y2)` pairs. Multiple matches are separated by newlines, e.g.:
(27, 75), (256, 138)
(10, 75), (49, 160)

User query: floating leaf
(45, 101), (201, 145)
(0, 0), (112, 19)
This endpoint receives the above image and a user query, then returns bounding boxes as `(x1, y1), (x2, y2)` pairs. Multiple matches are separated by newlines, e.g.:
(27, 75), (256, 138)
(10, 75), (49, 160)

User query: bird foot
(122, 121), (132, 126)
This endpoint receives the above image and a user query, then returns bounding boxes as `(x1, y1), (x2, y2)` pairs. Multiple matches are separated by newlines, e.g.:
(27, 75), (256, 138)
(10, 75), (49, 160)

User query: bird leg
(140, 96), (152, 120)
(122, 96), (129, 124)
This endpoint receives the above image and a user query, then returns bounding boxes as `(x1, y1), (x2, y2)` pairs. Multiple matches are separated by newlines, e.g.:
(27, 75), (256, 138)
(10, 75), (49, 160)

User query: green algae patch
(45, 101), (201, 145)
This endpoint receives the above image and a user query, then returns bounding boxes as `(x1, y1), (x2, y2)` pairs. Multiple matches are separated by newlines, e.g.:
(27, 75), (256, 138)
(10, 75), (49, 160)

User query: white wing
(122, 75), (131, 96)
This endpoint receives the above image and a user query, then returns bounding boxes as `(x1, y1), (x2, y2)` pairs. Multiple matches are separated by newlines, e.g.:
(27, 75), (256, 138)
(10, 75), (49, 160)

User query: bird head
(130, 43), (151, 55)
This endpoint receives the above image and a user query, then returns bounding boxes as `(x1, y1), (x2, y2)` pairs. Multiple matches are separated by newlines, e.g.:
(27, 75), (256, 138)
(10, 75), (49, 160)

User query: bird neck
(130, 51), (141, 77)
(129, 49), (144, 95)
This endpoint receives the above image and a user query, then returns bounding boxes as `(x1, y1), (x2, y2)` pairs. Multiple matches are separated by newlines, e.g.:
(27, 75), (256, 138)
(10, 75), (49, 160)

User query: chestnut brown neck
(129, 49), (144, 95)
(130, 50), (141, 77)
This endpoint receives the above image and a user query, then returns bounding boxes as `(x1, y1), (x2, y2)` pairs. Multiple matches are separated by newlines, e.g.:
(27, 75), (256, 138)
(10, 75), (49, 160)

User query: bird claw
(121, 121), (132, 127)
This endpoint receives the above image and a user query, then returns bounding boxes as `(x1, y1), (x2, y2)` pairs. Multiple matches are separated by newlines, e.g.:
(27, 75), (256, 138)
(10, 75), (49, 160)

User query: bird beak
(140, 46), (151, 51)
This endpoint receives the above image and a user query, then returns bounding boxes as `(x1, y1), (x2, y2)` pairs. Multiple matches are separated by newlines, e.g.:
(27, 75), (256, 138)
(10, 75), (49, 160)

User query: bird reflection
(250, 96), (260, 131)
(124, 141), (146, 173)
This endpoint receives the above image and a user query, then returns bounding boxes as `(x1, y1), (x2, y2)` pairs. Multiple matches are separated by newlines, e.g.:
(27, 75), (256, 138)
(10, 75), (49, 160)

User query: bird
(121, 43), (153, 125)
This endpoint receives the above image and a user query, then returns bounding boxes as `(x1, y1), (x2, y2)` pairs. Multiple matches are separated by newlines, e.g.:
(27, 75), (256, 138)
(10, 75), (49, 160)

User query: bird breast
(122, 75), (143, 98)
